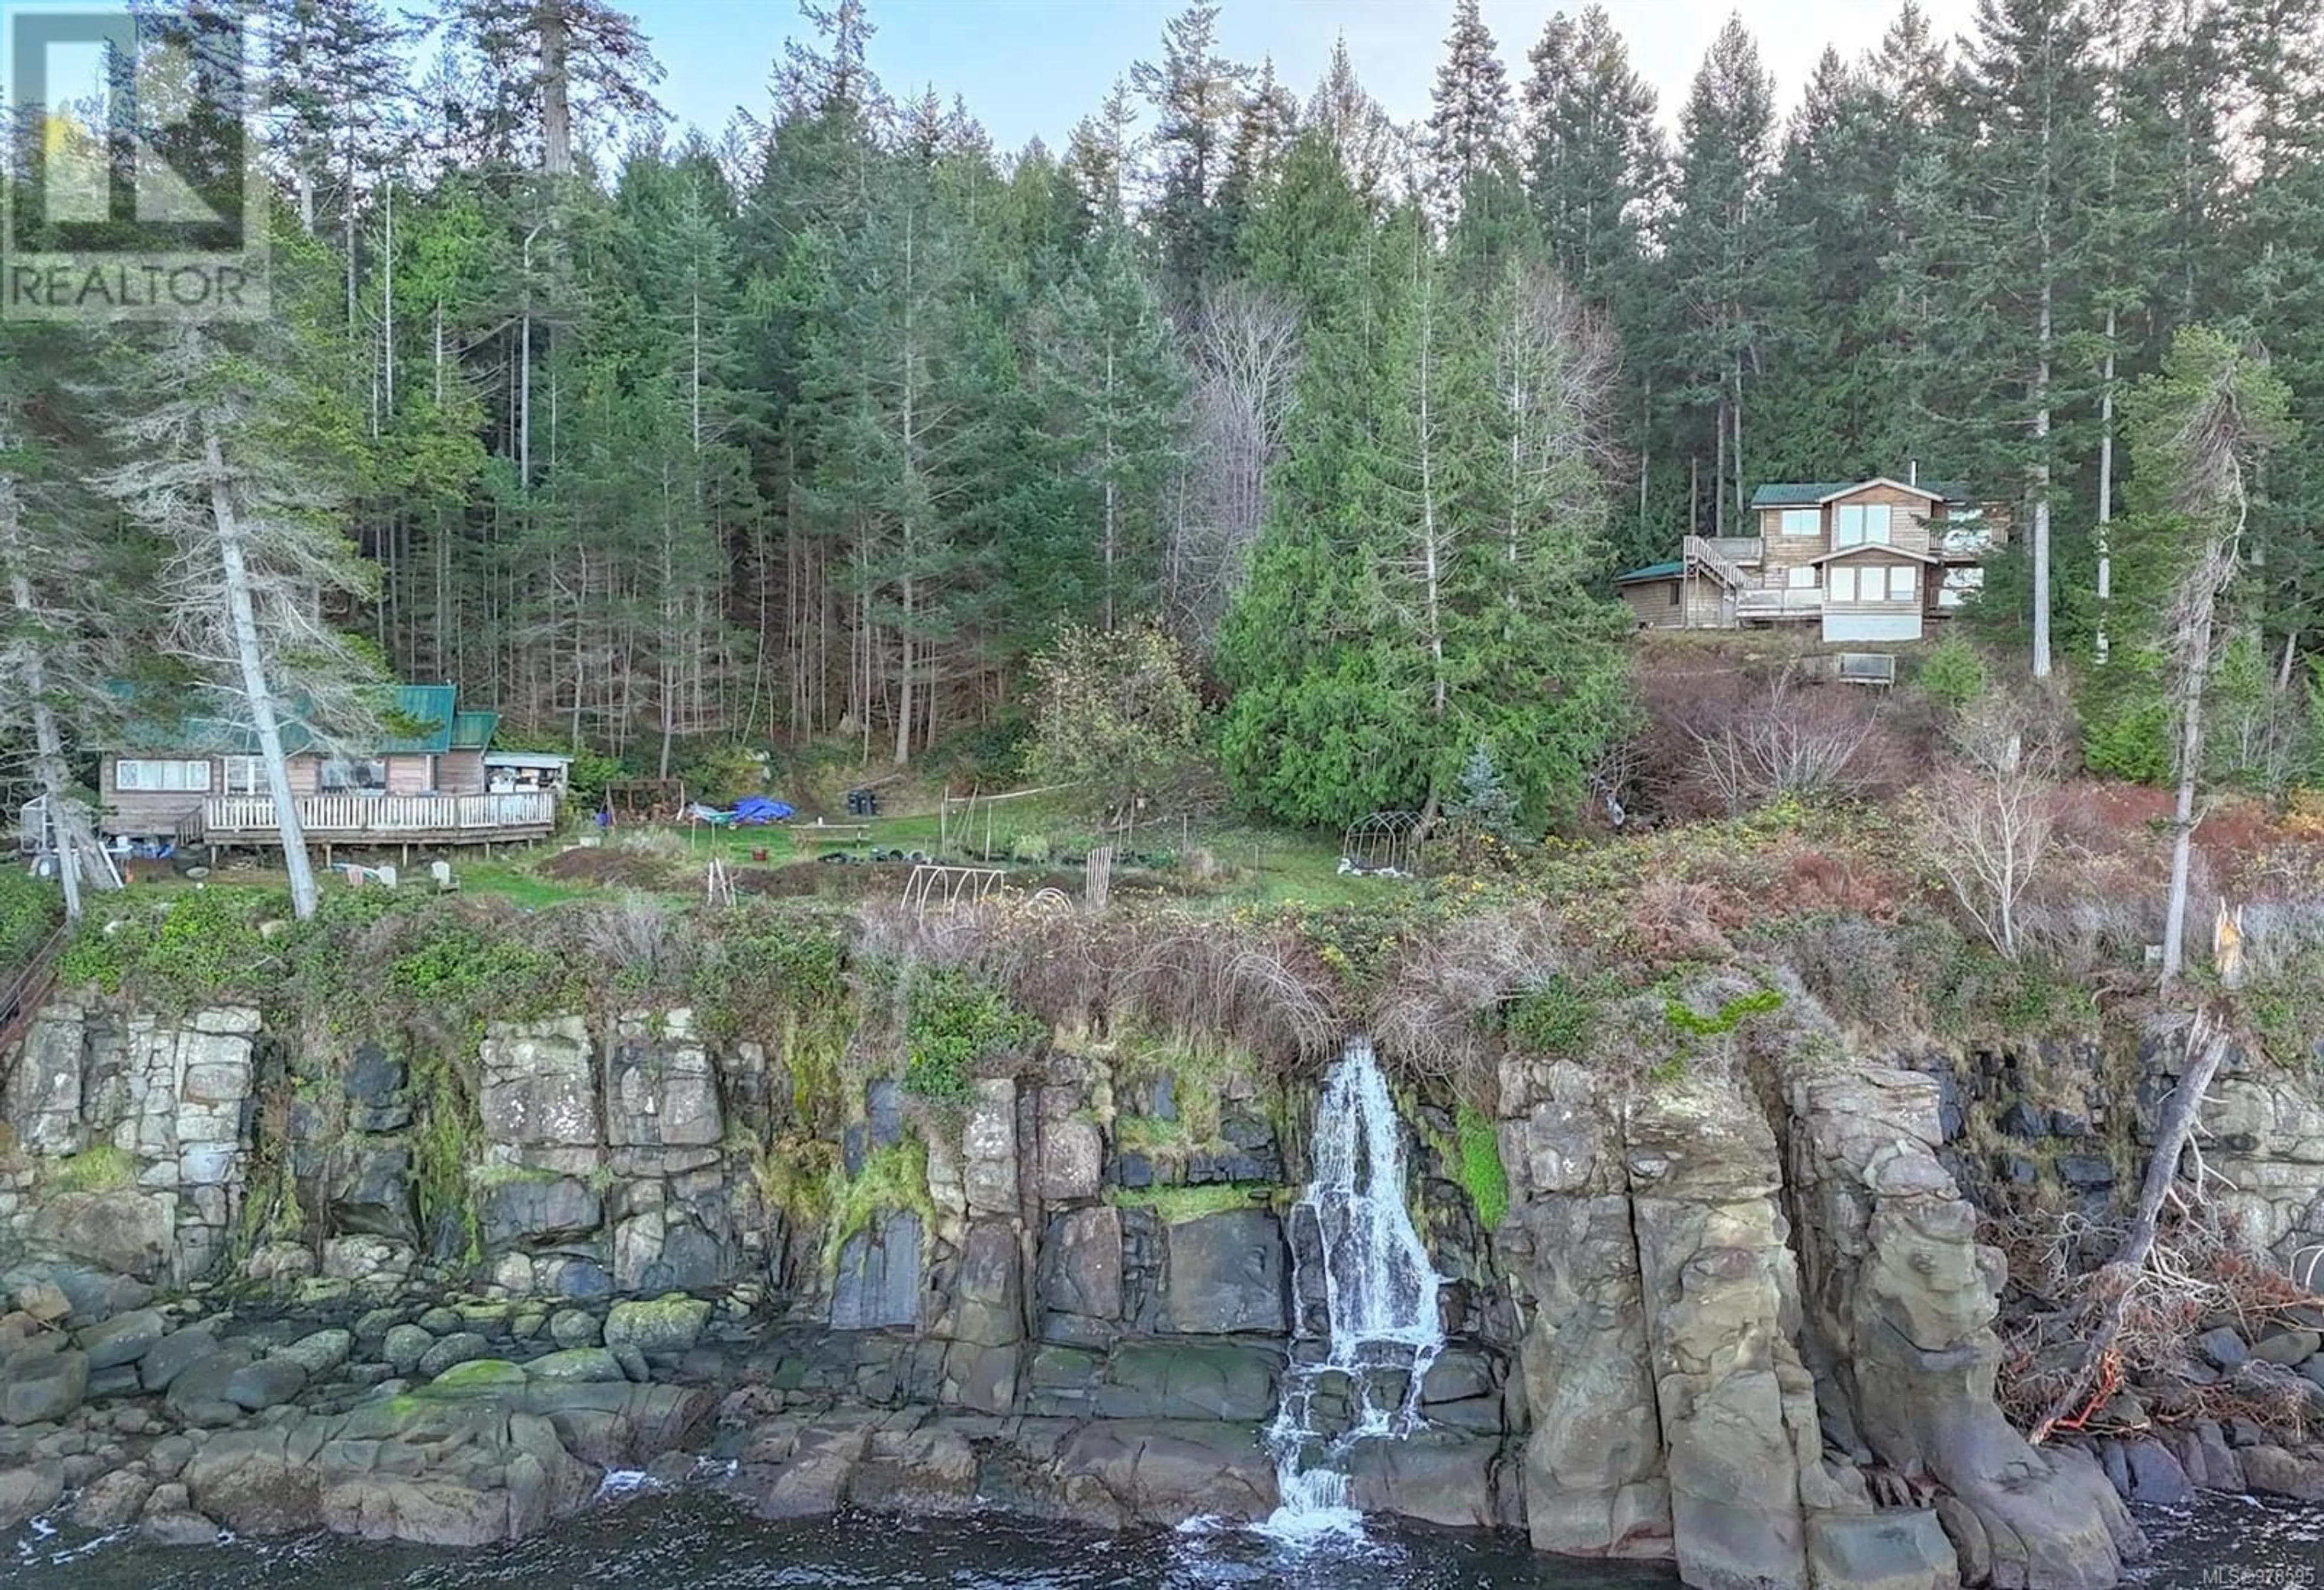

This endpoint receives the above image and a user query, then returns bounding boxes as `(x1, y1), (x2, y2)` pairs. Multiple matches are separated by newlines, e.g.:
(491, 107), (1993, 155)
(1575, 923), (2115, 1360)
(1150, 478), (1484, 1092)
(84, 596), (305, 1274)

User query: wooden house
(1617, 474), (2006, 644)
(99, 684), (560, 854)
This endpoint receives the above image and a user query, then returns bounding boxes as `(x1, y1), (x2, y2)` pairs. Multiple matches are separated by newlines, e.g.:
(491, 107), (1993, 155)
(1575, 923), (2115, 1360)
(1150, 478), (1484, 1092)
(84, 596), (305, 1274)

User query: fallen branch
(2030, 1002), (2235, 1445)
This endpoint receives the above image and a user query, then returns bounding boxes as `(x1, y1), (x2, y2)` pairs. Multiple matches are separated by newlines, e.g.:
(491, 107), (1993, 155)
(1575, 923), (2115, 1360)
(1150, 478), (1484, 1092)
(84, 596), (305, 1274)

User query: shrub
(902, 970), (1039, 1105)
(1025, 623), (1204, 826)
(1917, 635), (1989, 716)
(0, 871), (62, 967)
(1506, 973), (1604, 1059)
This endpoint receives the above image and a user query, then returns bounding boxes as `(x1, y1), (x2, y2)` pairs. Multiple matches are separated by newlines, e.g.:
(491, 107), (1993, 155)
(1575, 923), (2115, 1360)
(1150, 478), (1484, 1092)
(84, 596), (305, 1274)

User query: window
(1888, 565), (1919, 601)
(222, 756), (263, 796)
(114, 759), (211, 793)
(1828, 567), (1858, 603)
(1668, 582), (1681, 607)
(1778, 508), (1820, 537)
(1787, 566), (1816, 589)
(1833, 503), (1893, 548)
(321, 757), (387, 791)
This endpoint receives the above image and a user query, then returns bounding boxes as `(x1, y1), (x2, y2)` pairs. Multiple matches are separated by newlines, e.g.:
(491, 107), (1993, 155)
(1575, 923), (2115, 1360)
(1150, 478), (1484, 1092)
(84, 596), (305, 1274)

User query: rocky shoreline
(2, 989), (2324, 1587)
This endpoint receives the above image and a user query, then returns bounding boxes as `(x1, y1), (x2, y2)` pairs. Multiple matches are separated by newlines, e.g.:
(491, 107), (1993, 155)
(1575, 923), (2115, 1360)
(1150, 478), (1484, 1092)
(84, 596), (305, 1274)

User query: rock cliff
(0, 986), (2311, 1586)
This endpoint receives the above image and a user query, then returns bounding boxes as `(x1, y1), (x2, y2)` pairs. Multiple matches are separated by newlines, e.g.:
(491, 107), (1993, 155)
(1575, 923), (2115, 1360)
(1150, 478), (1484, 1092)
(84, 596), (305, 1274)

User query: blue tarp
(733, 797), (795, 823)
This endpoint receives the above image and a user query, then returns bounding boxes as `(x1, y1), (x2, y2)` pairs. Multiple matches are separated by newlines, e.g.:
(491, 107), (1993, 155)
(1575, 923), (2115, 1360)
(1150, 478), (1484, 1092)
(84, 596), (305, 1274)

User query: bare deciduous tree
(1491, 261), (1621, 582)
(1919, 696), (2059, 957)
(1686, 673), (1888, 816)
(1163, 281), (1298, 650)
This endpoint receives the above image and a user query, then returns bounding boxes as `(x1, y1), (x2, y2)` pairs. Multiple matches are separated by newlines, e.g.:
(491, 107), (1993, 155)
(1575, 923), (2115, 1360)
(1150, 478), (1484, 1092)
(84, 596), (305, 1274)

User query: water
(1264, 1038), (1446, 1538)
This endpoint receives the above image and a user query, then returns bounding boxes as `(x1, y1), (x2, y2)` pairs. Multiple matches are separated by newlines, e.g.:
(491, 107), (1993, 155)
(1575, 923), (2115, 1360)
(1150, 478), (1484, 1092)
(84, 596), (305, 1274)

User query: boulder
(525, 1349), (625, 1384)
(2118, 1439), (2193, 1507)
(69, 1466), (153, 1531)
(2241, 1444), (2324, 1501)
(1347, 1430), (1501, 1529)
(604, 1295), (711, 1358)
(77, 1308), (166, 1371)
(548, 1309), (602, 1349)
(1162, 1209), (1287, 1335)
(951, 1221), (1024, 1350)
(277, 1328), (353, 1379)
(344, 1044), (409, 1133)
(1806, 1510), (1959, 1590)
(383, 1324), (434, 1376)
(0, 1464), (62, 1530)
(141, 1509), (222, 1546)
(223, 1357), (308, 1411)
(606, 1031), (723, 1148)
(1091, 1341), (1278, 1422)
(1054, 1419), (1276, 1524)
(140, 1326), (219, 1392)
(2196, 1326), (2249, 1371)
(420, 1359), (529, 1398)
(2252, 1329), (2323, 1367)
(25, 1192), (171, 1283)
(163, 1349), (254, 1427)
(963, 1079), (1019, 1217)
(416, 1332), (492, 1380)
(0, 1345), (87, 1425)
(15, 1282), (68, 1324)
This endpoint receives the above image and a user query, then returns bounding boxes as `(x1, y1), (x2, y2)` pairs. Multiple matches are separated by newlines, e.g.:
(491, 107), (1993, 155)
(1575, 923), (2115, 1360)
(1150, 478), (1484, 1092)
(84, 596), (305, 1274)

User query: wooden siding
(1823, 482), (1934, 557)
(1622, 577), (1727, 629)
(385, 754), (434, 796)
(100, 754), (212, 836)
(439, 749), (487, 796)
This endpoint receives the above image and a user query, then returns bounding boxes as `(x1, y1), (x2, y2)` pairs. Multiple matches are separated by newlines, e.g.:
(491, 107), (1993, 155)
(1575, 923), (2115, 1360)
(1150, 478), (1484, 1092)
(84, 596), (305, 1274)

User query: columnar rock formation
(0, 989), (2311, 1584)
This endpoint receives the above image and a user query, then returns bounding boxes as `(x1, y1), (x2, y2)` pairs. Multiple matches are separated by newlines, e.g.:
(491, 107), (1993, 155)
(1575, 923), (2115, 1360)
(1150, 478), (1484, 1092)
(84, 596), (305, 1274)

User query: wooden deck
(192, 791), (560, 848)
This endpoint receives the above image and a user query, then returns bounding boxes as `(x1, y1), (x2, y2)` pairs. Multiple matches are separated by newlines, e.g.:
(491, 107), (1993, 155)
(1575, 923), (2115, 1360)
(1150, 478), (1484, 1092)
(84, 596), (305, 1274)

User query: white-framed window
(1833, 503), (1893, 548)
(114, 758), (211, 793)
(222, 756), (263, 796)
(1888, 565), (1919, 601)
(1829, 567), (1858, 602)
(1778, 507), (1820, 537)
(1939, 567), (1984, 609)
(1787, 566), (1816, 589)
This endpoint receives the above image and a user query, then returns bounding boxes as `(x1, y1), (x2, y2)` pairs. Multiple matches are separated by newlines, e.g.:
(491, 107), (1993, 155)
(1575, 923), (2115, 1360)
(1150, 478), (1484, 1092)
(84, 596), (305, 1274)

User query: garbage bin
(846, 787), (879, 817)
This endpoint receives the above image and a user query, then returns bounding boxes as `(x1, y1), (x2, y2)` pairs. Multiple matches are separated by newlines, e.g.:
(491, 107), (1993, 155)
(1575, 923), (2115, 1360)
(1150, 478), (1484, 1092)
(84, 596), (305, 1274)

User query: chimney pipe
(1909, 459), (1919, 485)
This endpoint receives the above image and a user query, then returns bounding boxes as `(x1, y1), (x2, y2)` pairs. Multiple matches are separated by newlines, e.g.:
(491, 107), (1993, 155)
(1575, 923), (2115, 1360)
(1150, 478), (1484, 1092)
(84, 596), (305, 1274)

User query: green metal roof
(1750, 478), (1981, 508)
(450, 710), (499, 751)
(1750, 482), (1859, 508)
(105, 681), (501, 759)
(375, 684), (458, 755)
(1617, 560), (1684, 583)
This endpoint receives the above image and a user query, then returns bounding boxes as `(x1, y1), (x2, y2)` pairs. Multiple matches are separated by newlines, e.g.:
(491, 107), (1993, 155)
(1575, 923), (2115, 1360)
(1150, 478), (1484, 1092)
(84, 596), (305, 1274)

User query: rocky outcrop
(0, 992), (2310, 1583)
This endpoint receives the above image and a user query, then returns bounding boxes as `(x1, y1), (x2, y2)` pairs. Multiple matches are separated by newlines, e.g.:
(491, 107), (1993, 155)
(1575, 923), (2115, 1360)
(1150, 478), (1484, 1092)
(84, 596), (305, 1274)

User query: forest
(2, 0), (2323, 856)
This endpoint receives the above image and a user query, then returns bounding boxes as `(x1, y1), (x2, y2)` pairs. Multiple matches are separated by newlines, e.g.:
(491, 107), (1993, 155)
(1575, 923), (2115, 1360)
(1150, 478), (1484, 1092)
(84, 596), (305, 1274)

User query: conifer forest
(5, 0), (2324, 835)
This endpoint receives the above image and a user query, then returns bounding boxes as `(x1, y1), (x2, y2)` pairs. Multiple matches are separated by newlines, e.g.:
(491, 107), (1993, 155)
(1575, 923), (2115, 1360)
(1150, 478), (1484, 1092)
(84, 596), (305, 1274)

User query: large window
(321, 757), (387, 791)
(1778, 508), (1820, 537)
(1887, 564), (1919, 601)
(1833, 503), (1893, 548)
(1829, 568), (1857, 603)
(1787, 566), (1816, 589)
(114, 758), (211, 793)
(222, 756), (263, 796)
(1828, 564), (1919, 603)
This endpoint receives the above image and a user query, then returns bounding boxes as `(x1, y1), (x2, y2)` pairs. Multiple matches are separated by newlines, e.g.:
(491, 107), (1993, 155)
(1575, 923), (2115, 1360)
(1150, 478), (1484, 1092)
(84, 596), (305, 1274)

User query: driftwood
(2030, 1003), (2234, 1444)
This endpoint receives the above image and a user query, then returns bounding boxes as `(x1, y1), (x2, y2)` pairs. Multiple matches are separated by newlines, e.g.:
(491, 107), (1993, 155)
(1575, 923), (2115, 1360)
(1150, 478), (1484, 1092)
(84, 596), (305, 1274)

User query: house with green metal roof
(99, 682), (559, 853)
(1618, 471), (2009, 646)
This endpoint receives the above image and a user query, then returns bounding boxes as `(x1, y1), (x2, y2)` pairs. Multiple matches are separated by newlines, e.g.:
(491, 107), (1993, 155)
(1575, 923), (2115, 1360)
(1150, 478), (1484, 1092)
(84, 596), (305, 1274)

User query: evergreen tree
(1134, 5), (1247, 310)
(1427, 0), (1514, 214)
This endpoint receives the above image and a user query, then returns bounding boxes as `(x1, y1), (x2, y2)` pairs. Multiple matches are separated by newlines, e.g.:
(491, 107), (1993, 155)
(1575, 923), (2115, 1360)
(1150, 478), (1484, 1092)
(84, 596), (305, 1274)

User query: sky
(625, 0), (1985, 154)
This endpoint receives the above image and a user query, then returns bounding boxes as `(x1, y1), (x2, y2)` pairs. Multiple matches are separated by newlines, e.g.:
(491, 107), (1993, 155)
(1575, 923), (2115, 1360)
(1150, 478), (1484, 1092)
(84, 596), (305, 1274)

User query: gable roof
(105, 681), (501, 759)
(1810, 545), (1942, 565)
(1751, 477), (1983, 508)
(1616, 560), (1684, 584)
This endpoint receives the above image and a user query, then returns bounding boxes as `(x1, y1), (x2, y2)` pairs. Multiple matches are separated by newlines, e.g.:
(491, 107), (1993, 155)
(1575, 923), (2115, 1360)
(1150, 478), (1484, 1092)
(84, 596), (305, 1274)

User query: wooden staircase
(0, 925), (68, 1059)
(1682, 535), (1754, 591)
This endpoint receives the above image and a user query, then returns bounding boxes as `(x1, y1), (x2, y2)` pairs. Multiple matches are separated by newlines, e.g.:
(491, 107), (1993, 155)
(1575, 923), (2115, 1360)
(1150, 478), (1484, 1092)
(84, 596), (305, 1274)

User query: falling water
(1262, 1037), (1445, 1539)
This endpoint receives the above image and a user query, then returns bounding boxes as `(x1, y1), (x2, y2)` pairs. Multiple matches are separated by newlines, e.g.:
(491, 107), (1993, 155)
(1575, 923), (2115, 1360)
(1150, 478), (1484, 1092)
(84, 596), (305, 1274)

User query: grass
(47, 1144), (135, 1194)
(1106, 1183), (1271, 1222)
(1454, 1104), (1509, 1232)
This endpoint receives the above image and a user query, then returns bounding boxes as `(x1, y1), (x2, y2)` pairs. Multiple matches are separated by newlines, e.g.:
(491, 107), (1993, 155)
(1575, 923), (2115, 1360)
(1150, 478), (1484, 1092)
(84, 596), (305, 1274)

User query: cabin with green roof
(99, 682), (560, 853)
(1616, 473), (2008, 644)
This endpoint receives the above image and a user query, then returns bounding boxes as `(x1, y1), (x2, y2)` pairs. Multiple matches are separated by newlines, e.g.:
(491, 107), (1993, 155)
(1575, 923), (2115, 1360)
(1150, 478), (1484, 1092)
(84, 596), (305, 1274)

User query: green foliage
(1916, 636), (1989, 716)
(46, 1144), (133, 1193)
(1454, 1102), (1508, 1231)
(384, 920), (573, 1020)
(59, 889), (278, 1008)
(826, 1138), (936, 1262)
(1106, 1183), (1265, 1222)
(2240, 947), (2324, 1068)
(674, 743), (768, 806)
(689, 906), (849, 1045)
(1506, 973), (1607, 1059)
(0, 871), (62, 968)
(1664, 987), (1785, 1036)
(1025, 623), (1204, 822)
(902, 970), (1039, 1105)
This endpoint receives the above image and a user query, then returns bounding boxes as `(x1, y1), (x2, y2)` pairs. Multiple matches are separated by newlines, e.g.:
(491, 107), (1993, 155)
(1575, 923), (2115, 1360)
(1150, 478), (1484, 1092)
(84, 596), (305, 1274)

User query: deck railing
(1732, 588), (1825, 617)
(200, 791), (559, 842)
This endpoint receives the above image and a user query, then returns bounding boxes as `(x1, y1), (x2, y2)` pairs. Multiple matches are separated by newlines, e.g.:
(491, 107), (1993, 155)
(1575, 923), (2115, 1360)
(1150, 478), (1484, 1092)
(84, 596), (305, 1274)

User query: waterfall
(1261, 1037), (1445, 1539)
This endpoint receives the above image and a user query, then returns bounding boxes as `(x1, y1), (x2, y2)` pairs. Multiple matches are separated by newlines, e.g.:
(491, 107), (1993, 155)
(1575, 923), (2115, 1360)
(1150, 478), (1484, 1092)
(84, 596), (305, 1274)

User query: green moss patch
(1107, 1183), (1270, 1223)
(1454, 1104), (1509, 1231)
